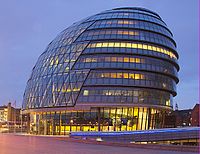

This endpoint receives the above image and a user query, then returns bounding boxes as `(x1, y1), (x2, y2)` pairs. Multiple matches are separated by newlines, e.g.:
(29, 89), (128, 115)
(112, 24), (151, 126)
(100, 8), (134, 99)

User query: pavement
(0, 133), (198, 154)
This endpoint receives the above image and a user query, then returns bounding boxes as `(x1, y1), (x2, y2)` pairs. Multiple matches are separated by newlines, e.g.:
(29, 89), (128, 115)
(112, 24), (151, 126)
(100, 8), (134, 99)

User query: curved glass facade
(22, 7), (179, 135)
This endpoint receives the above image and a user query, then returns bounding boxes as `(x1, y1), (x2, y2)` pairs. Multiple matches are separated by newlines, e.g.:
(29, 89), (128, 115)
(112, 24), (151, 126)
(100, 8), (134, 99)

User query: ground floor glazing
(29, 107), (166, 135)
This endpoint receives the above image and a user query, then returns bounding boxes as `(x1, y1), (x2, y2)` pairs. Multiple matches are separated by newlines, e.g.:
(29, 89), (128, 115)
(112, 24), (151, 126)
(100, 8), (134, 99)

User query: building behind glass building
(22, 7), (179, 135)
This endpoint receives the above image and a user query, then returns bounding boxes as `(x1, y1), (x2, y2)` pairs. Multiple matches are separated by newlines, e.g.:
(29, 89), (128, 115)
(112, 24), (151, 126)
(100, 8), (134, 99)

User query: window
(115, 42), (120, 47)
(143, 45), (148, 50)
(111, 73), (117, 78)
(138, 44), (143, 49)
(118, 31), (124, 35)
(117, 73), (123, 78)
(124, 20), (129, 24)
(130, 58), (135, 63)
(129, 73), (134, 79)
(81, 56), (143, 64)
(118, 57), (123, 62)
(83, 90), (89, 96)
(123, 31), (129, 35)
(88, 42), (177, 59)
(96, 43), (102, 47)
(126, 43), (132, 48)
(105, 57), (110, 62)
(123, 73), (129, 79)
(91, 58), (97, 62)
(85, 58), (91, 62)
(124, 57), (129, 62)
(135, 58), (141, 63)
(140, 74), (145, 79)
(111, 57), (117, 62)
(118, 20), (124, 24)
(108, 42), (114, 47)
(104, 73), (110, 78)
(135, 74), (140, 79)
(97, 72), (148, 80)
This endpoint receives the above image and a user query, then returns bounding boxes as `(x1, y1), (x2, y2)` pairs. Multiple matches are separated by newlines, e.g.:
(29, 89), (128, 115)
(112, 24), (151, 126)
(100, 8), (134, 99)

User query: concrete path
(0, 134), (197, 154)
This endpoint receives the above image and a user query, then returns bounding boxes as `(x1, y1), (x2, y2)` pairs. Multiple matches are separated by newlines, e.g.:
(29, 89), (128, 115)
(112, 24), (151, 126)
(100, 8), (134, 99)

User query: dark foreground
(0, 134), (197, 154)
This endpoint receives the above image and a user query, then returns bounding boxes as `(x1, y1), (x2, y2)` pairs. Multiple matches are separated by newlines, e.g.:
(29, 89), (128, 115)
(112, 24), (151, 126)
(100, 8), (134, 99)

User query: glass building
(22, 7), (179, 135)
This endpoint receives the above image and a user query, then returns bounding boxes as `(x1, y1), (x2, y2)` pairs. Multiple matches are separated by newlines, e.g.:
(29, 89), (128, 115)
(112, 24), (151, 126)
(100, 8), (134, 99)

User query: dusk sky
(0, 0), (198, 109)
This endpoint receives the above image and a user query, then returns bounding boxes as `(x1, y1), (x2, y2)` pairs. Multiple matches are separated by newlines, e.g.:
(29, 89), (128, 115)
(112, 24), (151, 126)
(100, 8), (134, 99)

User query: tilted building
(22, 7), (179, 135)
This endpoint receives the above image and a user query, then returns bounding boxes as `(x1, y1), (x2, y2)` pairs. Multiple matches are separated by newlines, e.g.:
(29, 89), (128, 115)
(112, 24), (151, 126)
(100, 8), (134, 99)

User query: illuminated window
(152, 46), (157, 51)
(140, 74), (145, 79)
(55, 58), (59, 65)
(121, 43), (126, 48)
(96, 43), (102, 48)
(50, 59), (54, 66)
(147, 45), (152, 50)
(117, 73), (123, 78)
(129, 73), (135, 79)
(71, 59), (76, 62)
(133, 91), (138, 97)
(134, 31), (139, 35)
(104, 73), (110, 78)
(93, 71), (149, 81)
(138, 44), (143, 49)
(143, 45), (148, 50)
(115, 42), (120, 47)
(108, 42), (114, 47)
(166, 100), (170, 106)
(135, 58), (140, 63)
(126, 43), (132, 48)
(132, 44), (137, 48)
(118, 31), (124, 35)
(162, 83), (167, 88)
(135, 74), (140, 79)
(157, 47), (161, 52)
(85, 58), (91, 62)
(111, 73), (117, 78)
(124, 20), (129, 24)
(124, 57), (129, 62)
(102, 43), (108, 47)
(115, 90), (121, 96)
(66, 89), (71, 92)
(130, 58), (135, 63)
(118, 20), (123, 24)
(88, 42), (177, 59)
(129, 31), (134, 35)
(83, 90), (89, 96)
(91, 58), (97, 62)
(123, 31), (129, 35)
(65, 67), (69, 71)
(101, 74), (105, 78)
(73, 88), (80, 92)
(123, 73), (129, 79)
(105, 90), (113, 96)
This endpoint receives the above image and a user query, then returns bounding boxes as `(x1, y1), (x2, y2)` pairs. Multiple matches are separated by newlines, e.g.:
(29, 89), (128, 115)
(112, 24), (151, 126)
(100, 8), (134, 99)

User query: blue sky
(0, 0), (199, 109)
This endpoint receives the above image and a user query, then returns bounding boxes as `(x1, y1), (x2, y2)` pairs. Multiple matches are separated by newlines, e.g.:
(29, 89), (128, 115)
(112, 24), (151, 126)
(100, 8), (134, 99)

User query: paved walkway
(0, 134), (197, 154)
